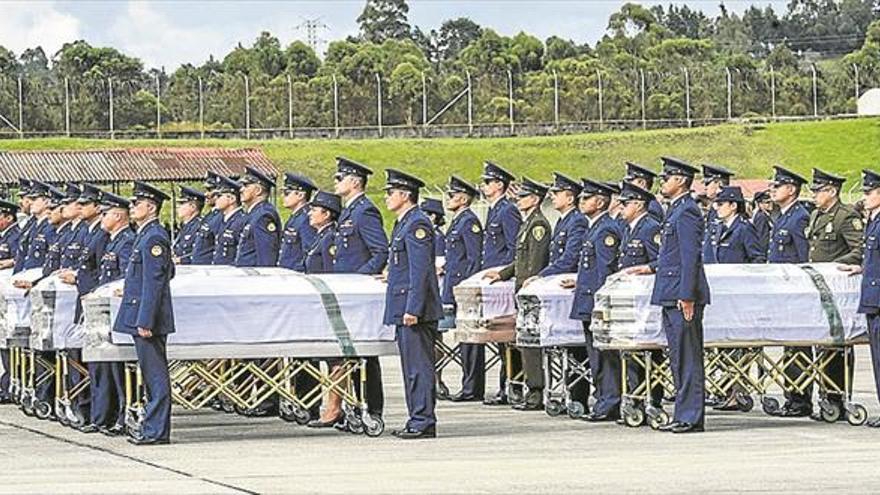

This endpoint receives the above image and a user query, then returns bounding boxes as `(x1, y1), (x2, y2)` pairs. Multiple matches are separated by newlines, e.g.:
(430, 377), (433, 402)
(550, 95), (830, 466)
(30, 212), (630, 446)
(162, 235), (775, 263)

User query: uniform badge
(267, 222), (277, 232)
(853, 218), (863, 231)
(532, 226), (546, 241)
(151, 245), (163, 257)
(825, 223), (833, 234)
(329, 245), (337, 257)
(415, 228), (427, 240)
(653, 233), (661, 245)
(471, 223), (481, 234)
(604, 235), (616, 247)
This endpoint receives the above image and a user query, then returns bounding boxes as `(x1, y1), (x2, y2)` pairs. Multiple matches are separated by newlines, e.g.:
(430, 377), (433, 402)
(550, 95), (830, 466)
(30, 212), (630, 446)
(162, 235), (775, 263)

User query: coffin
(452, 269), (516, 344)
(516, 274), (584, 347)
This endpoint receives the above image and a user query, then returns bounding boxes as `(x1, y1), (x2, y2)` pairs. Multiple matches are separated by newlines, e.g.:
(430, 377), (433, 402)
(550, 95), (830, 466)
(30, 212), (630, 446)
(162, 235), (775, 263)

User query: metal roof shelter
(0, 148), (278, 186)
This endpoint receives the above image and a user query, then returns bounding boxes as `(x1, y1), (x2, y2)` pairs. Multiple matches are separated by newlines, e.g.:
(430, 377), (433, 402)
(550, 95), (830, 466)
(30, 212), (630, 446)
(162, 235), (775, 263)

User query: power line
(295, 17), (329, 53)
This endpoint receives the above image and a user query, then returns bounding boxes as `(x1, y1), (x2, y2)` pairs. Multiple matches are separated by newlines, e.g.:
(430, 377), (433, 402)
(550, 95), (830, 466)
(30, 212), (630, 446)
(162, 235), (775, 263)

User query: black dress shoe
(483, 394), (509, 406)
(392, 427), (436, 439)
(778, 404), (812, 417)
(581, 411), (618, 422)
(0, 396), (13, 405)
(307, 415), (344, 429)
(127, 436), (170, 446)
(866, 417), (880, 428)
(512, 401), (543, 411)
(449, 393), (481, 403)
(657, 421), (682, 432)
(671, 422), (704, 433)
(78, 424), (100, 434)
(100, 424), (125, 437)
(713, 398), (742, 412)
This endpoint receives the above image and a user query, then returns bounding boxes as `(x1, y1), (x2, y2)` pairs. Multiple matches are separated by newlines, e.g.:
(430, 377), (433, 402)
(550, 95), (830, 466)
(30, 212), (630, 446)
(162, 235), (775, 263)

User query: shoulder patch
(267, 222), (277, 232)
(853, 218), (863, 231)
(329, 245), (337, 257)
(415, 227), (427, 240)
(532, 225), (546, 241)
(151, 245), (163, 257)
(604, 235), (617, 247)
(653, 233), (661, 245)
(471, 223), (481, 234)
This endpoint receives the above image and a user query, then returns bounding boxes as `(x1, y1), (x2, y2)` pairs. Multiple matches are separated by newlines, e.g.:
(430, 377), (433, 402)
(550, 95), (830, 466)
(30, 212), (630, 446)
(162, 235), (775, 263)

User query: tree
(357, 0), (411, 43)
(545, 36), (579, 61)
(285, 41), (321, 79)
(436, 17), (483, 61)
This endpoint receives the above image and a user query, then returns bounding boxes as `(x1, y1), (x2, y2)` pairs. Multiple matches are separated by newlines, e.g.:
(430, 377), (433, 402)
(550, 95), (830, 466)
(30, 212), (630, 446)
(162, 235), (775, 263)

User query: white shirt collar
(110, 226), (126, 240)
(779, 201), (795, 215)
(489, 195), (503, 209)
(345, 192), (365, 209)
(628, 212), (648, 232)
(224, 207), (242, 221)
(588, 210), (607, 228)
(397, 204), (417, 220)
(137, 218), (158, 234)
(724, 214), (738, 228)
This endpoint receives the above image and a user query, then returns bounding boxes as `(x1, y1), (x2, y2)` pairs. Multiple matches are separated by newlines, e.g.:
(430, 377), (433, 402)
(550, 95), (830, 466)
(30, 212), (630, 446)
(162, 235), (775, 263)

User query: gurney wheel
(545, 400), (564, 417)
(819, 401), (843, 423)
(221, 398), (236, 414)
(67, 408), (86, 428)
(34, 401), (52, 420)
(364, 415), (384, 438)
(436, 382), (450, 401)
(20, 397), (34, 417)
(736, 394), (754, 413)
(58, 413), (70, 427)
(280, 406), (312, 426)
(649, 411), (670, 430)
(623, 408), (645, 428)
(567, 401), (585, 419)
(508, 388), (524, 406)
(346, 413), (364, 435)
(761, 397), (780, 415)
(846, 404), (868, 426)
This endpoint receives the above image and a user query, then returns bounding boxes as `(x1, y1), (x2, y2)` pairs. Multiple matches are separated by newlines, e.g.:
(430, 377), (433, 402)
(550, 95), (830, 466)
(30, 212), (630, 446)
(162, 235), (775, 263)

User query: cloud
(0, 2), (81, 56)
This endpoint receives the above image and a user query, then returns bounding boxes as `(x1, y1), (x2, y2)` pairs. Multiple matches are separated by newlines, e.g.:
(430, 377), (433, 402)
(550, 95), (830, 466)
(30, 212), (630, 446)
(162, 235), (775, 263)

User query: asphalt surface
(1, 349), (879, 494)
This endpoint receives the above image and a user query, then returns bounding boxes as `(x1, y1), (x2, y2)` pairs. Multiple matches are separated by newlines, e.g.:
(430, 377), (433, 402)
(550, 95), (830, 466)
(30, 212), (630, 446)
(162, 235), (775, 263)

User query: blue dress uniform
(13, 178), (34, 273)
(624, 161), (664, 223)
(700, 164), (734, 264)
(649, 157), (710, 432)
(172, 186), (204, 265)
(211, 176), (247, 266)
(857, 170), (880, 428)
(383, 169), (443, 439)
(419, 198), (446, 262)
(440, 177), (484, 401)
(191, 172), (224, 265)
(480, 162), (521, 269)
(304, 192), (341, 274)
(766, 166), (814, 416)
(570, 180), (622, 420)
(236, 166), (281, 267)
(706, 187), (766, 264)
(751, 190), (773, 254)
(114, 182), (175, 445)
(0, 199), (21, 402)
(333, 157), (389, 417)
(20, 181), (58, 272)
(88, 193), (136, 433)
(278, 173), (318, 271)
(617, 182), (664, 411)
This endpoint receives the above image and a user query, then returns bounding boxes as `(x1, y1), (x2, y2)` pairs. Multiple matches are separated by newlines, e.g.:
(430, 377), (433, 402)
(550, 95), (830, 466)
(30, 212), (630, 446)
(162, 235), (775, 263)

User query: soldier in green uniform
(483, 178), (551, 406)
(807, 168), (864, 420)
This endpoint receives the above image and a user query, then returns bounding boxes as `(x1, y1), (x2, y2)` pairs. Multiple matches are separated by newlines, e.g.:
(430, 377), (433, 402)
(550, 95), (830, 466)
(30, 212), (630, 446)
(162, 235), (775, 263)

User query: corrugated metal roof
(0, 148), (278, 185)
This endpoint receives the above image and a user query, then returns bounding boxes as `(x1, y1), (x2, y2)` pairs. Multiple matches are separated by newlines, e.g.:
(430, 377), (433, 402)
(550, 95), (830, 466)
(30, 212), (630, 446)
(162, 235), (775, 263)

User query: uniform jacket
(278, 207), (315, 271)
(113, 220), (175, 336)
(61, 221), (90, 270)
(706, 214), (765, 264)
(701, 207), (719, 262)
(75, 220), (110, 296)
(442, 208), (483, 305)
(192, 208), (223, 265)
(383, 207), (443, 325)
(333, 193), (388, 275)
(44, 222), (72, 276)
(618, 213), (661, 270)
(752, 209), (772, 255)
(858, 214), (880, 314)
(21, 217), (54, 273)
(99, 227), (135, 285)
(807, 201), (863, 265)
(570, 212), (621, 320)
(0, 223), (21, 261)
(499, 208), (550, 292)
(768, 202), (809, 264)
(648, 197), (665, 223)
(212, 208), (246, 266)
(538, 208), (588, 277)
(173, 216), (202, 265)
(235, 200), (281, 267)
(650, 193), (711, 307)
(481, 196), (521, 269)
(304, 223), (336, 274)
(433, 226), (446, 256)
(13, 216), (34, 271)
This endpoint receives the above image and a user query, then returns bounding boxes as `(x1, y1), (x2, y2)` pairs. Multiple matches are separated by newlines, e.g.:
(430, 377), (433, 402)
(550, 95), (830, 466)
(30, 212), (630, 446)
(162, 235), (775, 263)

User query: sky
(1, 0), (789, 71)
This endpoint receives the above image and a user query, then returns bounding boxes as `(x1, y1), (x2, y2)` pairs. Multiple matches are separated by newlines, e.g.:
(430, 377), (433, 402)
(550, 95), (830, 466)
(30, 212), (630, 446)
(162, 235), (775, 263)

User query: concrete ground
(1, 350), (879, 494)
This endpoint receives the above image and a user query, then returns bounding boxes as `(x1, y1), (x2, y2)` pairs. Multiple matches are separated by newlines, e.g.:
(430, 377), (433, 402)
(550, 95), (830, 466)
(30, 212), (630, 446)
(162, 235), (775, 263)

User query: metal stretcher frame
(433, 339), (502, 400)
(542, 345), (590, 419)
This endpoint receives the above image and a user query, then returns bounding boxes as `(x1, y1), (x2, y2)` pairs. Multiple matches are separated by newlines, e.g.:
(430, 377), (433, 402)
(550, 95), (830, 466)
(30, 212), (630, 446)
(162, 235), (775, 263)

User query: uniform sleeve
(644, 223), (661, 263)
(463, 217), (483, 278)
(299, 221), (317, 268)
(500, 204), (522, 265)
(676, 206), (704, 301)
(742, 221), (766, 263)
(835, 210), (865, 265)
(116, 236), (135, 281)
(794, 211), (810, 263)
(404, 223), (434, 317)
(136, 234), (172, 330)
(356, 207), (389, 275)
(254, 212), (281, 267)
(595, 226), (621, 282)
(539, 219), (587, 277)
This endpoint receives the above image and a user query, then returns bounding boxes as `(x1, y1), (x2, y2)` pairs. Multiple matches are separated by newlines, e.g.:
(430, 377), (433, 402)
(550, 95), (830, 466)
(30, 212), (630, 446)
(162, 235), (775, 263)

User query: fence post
(769, 65), (776, 119)
(375, 72), (383, 138)
(421, 71), (427, 128)
(683, 67), (691, 127)
(155, 74), (162, 138)
(287, 74), (293, 139)
(243, 74), (251, 139)
(466, 70), (473, 135)
(725, 66), (732, 120)
(596, 69), (603, 129)
(507, 69), (514, 135)
(852, 63), (860, 113)
(639, 68), (646, 129)
(108, 77), (114, 140)
(64, 77), (70, 137)
(198, 76), (204, 139)
(332, 74), (339, 138)
(810, 63), (818, 117)
(553, 69), (560, 131)
(17, 76), (23, 138)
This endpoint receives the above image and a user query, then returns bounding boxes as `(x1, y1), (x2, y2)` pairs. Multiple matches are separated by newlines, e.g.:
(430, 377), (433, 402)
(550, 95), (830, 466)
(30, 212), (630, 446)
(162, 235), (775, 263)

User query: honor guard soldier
(115, 181), (175, 446)
(172, 186), (204, 265)
(441, 176), (484, 402)
(80, 192), (136, 436)
(419, 197), (450, 399)
(236, 166), (281, 267)
(807, 168), (863, 420)
(44, 184), (80, 275)
(332, 157), (389, 422)
(517, 173), (587, 410)
(483, 178), (551, 404)
(3, 179), (31, 272)
(191, 171), (224, 265)
(751, 189), (774, 254)
(631, 157), (710, 433)
(18, 181), (57, 273)
(618, 182), (665, 418)
(278, 173), (318, 271)
(383, 169), (443, 439)
(840, 169), (880, 427)
(700, 164), (734, 264)
(560, 179), (622, 421)
(624, 162), (664, 223)
(60, 183), (90, 271)
(479, 161), (522, 406)
(420, 198), (447, 261)
(767, 166), (813, 417)
(0, 199), (20, 402)
(211, 175), (247, 266)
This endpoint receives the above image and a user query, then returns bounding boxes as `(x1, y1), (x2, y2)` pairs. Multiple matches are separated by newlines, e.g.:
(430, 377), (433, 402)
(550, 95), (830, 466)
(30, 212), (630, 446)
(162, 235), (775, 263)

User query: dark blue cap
(384, 169), (425, 192)
(335, 157), (373, 179)
(754, 189), (771, 202)
(18, 178), (33, 197)
(702, 164), (735, 183)
(283, 172), (317, 194)
(660, 157), (699, 178)
(619, 182), (655, 203)
(309, 190), (342, 216)
(62, 182), (81, 203)
(204, 171), (224, 190)
(47, 186), (65, 207)
(131, 181), (170, 205)
(29, 180), (51, 198)
(862, 169), (880, 192)
(178, 186), (206, 204)
(0, 198), (19, 216)
(78, 183), (102, 204)
(448, 175), (478, 197)
(714, 186), (745, 203)
(101, 191), (130, 210)
(213, 175), (242, 195)
(482, 161), (515, 184)
(420, 198), (445, 224)
(771, 166), (807, 187)
(549, 172), (582, 195)
(810, 168), (845, 191)
(624, 162), (657, 183)
(603, 181), (622, 195)
(580, 178), (616, 197)
(240, 166), (276, 190)
(517, 177), (549, 198)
